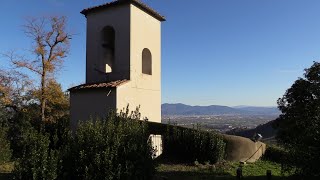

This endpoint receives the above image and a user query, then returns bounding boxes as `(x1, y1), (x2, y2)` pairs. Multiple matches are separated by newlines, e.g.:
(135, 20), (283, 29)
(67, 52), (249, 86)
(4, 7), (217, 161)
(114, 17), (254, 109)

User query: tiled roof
(80, 0), (165, 21)
(68, 79), (129, 91)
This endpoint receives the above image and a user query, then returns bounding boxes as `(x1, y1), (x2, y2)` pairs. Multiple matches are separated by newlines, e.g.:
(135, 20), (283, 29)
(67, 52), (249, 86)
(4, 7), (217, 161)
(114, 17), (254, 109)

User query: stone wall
(223, 134), (266, 162)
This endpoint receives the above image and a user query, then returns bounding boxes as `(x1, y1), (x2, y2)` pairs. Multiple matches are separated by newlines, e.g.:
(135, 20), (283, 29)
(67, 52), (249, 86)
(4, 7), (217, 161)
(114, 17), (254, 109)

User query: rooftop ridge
(81, 0), (165, 21)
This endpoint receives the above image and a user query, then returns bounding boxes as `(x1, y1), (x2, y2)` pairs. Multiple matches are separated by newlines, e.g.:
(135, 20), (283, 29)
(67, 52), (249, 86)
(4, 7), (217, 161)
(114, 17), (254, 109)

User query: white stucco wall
(115, 4), (161, 123)
(70, 89), (117, 129)
(117, 83), (161, 122)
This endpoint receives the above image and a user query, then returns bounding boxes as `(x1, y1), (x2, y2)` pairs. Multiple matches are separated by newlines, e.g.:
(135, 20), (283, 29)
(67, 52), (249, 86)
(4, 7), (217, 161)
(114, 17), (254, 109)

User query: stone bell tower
(69, 0), (165, 129)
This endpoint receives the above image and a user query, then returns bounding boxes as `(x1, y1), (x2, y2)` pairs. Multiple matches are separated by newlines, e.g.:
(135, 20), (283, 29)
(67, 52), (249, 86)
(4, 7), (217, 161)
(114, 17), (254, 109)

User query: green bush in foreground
(162, 124), (226, 164)
(13, 107), (155, 180)
(62, 109), (154, 180)
(13, 128), (59, 180)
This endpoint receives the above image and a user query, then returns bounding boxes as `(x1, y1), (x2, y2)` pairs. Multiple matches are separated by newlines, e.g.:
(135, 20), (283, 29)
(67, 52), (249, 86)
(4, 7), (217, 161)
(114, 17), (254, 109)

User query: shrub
(0, 126), (12, 164)
(262, 145), (288, 163)
(279, 146), (320, 176)
(162, 124), (226, 164)
(12, 107), (156, 180)
(60, 108), (155, 180)
(0, 108), (12, 164)
(13, 128), (59, 180)
(6, 108), (37, 159)
(0, 107), (8, 126)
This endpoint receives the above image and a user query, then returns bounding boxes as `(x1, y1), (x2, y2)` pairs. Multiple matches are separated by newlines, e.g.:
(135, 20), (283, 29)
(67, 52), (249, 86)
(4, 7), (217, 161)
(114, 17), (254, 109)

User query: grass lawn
(155, 160), (295, 180)
(228, 160), (283, 176)
(0, 162), (14, 180)
(0, 160), (300, 180)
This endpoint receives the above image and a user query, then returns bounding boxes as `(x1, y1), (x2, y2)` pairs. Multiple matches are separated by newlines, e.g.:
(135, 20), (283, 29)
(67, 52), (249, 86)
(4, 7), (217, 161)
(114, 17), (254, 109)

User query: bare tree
(5, 16), (71, 121)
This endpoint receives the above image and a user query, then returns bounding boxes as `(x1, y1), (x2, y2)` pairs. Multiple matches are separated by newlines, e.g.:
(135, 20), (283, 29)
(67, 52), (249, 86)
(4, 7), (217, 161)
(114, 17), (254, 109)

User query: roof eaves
(80, 0), (122, 16)
(68, 79), (129, 92)
(131, 0), (166, 21)
(80, 0), (165, 21)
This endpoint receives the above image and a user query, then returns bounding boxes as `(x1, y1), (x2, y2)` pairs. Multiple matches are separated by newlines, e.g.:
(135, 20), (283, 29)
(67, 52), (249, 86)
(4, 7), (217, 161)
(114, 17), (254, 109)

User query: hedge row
(161, 124), (226, 164)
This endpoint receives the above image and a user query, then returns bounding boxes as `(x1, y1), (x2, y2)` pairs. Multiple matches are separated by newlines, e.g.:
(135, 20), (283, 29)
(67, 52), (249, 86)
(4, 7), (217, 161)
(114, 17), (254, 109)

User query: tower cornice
(80, 0), (166, 21)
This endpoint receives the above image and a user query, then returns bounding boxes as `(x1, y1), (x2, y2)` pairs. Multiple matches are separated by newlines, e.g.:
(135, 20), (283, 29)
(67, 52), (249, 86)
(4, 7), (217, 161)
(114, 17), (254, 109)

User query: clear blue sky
(1, 0), (319, 106)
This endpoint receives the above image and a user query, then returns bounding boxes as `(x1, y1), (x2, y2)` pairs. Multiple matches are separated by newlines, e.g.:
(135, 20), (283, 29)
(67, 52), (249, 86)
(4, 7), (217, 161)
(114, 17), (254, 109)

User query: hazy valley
(161, 103), (280, 132)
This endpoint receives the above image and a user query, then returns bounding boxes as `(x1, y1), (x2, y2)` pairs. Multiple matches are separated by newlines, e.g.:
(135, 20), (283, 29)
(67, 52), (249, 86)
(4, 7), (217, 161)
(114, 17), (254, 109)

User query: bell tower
(70, 0), (165, 156)
(81, 0), (165, 85)
(71, 0), (164, 125)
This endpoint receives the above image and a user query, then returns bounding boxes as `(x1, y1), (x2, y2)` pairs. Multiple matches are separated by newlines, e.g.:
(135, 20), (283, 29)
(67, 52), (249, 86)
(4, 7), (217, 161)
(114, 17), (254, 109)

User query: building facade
(69, 1), (165, 155)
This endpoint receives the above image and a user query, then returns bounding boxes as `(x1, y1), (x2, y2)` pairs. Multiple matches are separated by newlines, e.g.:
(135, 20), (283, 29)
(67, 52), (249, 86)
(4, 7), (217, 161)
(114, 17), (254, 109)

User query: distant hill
(226, 120), (277, 140)
(162, 103), (280, 116)
(233, 106), (280, 115)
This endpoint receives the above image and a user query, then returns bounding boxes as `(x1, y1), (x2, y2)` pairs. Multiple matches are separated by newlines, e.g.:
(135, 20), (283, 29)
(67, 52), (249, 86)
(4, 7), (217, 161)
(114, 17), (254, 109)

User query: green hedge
(162, 124), (226, 164)
(262, 145), (288, 164)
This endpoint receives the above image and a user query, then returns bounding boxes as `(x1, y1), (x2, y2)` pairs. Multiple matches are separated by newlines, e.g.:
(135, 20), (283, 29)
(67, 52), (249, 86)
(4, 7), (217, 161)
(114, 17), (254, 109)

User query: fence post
(266, 170), (272, 180)
(236, 167), (242, 179)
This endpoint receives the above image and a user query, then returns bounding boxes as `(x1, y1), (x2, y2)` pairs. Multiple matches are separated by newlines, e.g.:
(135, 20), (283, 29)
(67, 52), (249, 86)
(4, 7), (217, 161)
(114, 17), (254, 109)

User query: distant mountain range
(161, 103), (280, 116)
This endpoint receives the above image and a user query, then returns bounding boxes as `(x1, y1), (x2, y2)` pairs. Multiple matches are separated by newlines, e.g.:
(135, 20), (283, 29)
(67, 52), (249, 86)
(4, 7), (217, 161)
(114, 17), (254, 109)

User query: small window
(101, 26), (115, 73)
(142, 48), (152, 75)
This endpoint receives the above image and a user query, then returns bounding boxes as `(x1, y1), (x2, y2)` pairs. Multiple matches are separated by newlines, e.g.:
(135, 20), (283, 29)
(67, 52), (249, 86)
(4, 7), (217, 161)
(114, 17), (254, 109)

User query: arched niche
(101, 26), (115, 73)
(142, 48), (152, 75)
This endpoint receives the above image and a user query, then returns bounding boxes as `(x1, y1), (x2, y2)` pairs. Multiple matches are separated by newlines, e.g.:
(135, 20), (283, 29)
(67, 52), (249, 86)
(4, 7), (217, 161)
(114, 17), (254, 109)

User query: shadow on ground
(154, 171), (316, 180)
(0, 173), (13, 180)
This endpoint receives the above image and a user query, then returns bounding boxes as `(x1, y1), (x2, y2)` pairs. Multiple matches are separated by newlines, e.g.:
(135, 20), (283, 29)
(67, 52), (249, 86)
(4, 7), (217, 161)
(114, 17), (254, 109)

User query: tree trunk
(41, 71), (46, 121)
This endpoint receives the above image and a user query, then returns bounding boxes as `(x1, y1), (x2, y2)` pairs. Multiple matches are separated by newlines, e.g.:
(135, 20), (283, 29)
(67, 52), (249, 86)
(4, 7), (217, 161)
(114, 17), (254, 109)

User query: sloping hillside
(226, 120), (277, 140)
(162, 103), (280, 116)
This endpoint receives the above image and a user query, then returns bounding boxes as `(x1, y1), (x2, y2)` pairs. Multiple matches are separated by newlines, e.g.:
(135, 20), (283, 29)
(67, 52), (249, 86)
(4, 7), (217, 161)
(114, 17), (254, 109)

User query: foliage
(32, 80), (69, 122)
(13, 128), (59, 180)
(11, 114), (71, 179)
(275, 61), (320, 176)
(0, 107), (11, 164)
(12, 107), (155, 180)
(262, 145), (288, 164)
(0, 76), (69, 158)
(0, 119), (12, 164)
(6, 108), (40, 159)
(0, 106), (8, 126)
(61, 108), (155, 180)
(0, 69), (33, 112)
(0, 69), (37, 159)
(162, 124), (226, 164)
